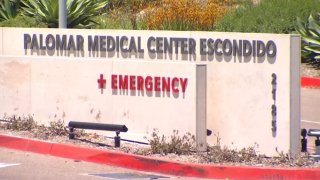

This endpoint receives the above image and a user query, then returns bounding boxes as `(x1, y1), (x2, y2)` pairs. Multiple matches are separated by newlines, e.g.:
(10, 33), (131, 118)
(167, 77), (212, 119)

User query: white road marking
(301, 120), (320, 125)
(0, 163), (20, 168)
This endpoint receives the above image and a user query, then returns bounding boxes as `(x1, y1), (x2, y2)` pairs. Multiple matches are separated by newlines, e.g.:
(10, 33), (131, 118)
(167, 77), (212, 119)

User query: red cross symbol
(97, 74), (106, 94)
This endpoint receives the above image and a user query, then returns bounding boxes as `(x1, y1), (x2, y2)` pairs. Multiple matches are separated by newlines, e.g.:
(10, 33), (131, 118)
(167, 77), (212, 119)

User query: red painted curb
(302, 76), (320, 87)
(1, 134), (320, 179)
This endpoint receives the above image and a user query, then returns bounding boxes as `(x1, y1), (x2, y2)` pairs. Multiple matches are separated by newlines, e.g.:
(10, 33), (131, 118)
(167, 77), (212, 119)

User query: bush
(95, 0), (159, 30)
(215, 0), (320, 33)
(144, 0), (233, 31)
(96, 0), (240, 30)
(148, 129), (195, 155)
(296, 13), (320, 68)
(0, 0), (20, 21)
(0, 15), (46, 27)
(95, 15), (133, 29)
(1, 115), (37, 131)
(21, 0), (109, 28)
(0, 115), (87, 138)
(204, 145), (261, 163)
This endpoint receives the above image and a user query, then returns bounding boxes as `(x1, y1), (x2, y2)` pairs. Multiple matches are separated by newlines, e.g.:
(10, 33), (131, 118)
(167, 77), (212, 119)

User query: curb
(1, 134), (320, 179)
(302, 76), (320, 87)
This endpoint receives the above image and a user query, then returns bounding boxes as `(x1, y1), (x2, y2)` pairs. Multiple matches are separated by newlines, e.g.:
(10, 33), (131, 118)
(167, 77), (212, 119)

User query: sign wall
(0, 28), (300, 156)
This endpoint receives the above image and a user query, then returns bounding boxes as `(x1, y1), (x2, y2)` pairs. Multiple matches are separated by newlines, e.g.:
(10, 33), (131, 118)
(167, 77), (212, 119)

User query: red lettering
(137, 76), (144, 90)
(162, 77), (170, 92)
(111, 74), (118, 89)
(172, 77), (179, 93)
(154, 76), (161, 91)
(145, 76), (153, 91)
(112, 75), (187, 94)
(180, 78), (188, 93)
(129, 75), (136, 90)
(119, 75), (128, 90)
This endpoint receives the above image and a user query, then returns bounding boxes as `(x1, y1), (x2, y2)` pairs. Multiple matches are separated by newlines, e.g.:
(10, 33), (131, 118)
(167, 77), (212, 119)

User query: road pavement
(301, 88), (320, 152)
(0, 148), (206, 180)
(0, 147), (168, 180)
(301, 88), (320, 128)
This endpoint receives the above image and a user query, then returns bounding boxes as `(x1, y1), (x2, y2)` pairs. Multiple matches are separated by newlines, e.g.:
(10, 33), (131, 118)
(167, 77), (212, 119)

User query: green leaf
(21, 0), (109, 28)
(308, 14), (320, 36)
(308, 29), (320, 38)
(302, 36), (320, 45)
(305, 46), (320, 54)
(0, 0), (19, 21)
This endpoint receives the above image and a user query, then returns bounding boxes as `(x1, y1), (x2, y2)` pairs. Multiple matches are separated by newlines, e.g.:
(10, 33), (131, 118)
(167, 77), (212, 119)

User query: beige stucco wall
(0, 58), (205, 143)
(0, 28), (300, 156)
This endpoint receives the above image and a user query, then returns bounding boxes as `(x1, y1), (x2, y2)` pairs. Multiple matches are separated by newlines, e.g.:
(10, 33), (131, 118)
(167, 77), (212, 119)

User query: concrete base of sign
(0, 57), (207, 151)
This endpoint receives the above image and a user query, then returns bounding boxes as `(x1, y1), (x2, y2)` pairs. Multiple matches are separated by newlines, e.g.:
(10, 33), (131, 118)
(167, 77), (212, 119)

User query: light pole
(59, 0), (67, 28)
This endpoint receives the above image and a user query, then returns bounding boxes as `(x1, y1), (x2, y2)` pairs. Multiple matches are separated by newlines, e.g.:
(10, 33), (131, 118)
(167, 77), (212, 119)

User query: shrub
(148, 129), (195, 155)
(203, 145), (261, 163)
(1, 115), (37, 131)
(296, 13), (320, 68)
(0, 15), (46, 27)
(48, 120), (68, 136)
(145, 0), (233, 31)
(215, 0), (320, 34)
(21, 0), (109, 28)
(94, 15), (133, 29)
(0, 0), (20, 21)
(96, 0), (160, 30)
(0, 115), (87, 138)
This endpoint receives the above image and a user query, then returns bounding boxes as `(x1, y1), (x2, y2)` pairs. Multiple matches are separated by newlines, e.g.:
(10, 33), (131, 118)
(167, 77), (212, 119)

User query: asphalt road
(0, 148), (207, 180)
(301, 88), (320, 152)
(301, 88), (320, 129)
(0, 147), (168, 180)
(0, 147), (205, 180)
(0, 87), (319, 179)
